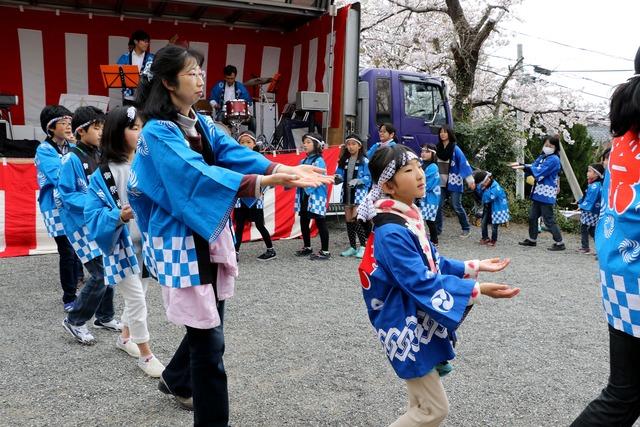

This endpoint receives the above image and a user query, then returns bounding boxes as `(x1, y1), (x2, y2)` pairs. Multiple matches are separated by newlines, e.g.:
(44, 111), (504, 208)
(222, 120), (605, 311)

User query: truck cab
(358, 68), (452, 154)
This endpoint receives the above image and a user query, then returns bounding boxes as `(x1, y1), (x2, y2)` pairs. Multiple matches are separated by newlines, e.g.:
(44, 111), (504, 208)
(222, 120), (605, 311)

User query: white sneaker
(93, 318), (123, 332)
(116, 336), (141, 357)
(62, 318), (96, 345)
(138, 355), (165, 378)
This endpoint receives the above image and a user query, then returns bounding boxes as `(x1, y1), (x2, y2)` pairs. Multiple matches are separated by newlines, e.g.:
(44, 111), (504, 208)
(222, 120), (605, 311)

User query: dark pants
(67, 256), (114, 326)
(163, 301), (228, 427)
(581, 223), (596, 250)
(300, 211), (329, 252)
(436, 187), (470, 234)
(528, 200), (563, 243)
(481, 204), (499, 242)
(571, 325), (640, 426)
(426, 220), (438, 245)
(234, 207), (272, 251)
(54, 235), (80, 304)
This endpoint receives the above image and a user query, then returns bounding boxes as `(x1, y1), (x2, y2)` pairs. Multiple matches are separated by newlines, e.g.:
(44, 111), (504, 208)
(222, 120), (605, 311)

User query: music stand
(100, 65), (140, 104)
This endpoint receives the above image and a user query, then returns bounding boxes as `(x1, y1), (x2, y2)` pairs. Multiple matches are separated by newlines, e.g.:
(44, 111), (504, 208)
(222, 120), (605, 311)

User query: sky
(490, 0), (638, 111)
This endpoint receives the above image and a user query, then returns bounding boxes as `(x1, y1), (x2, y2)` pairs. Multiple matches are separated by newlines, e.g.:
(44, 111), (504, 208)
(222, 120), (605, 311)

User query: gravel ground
(0, 217), (612, 427)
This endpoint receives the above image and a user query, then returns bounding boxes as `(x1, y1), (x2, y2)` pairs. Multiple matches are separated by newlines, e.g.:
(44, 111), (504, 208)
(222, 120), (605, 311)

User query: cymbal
(244, 77), (273, 86)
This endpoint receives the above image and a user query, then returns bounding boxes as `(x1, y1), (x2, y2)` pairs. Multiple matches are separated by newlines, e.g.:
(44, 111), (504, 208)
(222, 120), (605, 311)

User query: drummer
(209, 64), (255, 131)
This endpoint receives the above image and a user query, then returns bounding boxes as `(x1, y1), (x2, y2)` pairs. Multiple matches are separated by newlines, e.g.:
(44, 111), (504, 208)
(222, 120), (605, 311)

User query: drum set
(194, 75), (282, 150)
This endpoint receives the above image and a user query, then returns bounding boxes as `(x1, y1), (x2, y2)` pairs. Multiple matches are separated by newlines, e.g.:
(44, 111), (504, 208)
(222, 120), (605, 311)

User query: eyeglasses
(180, 70), (206, 81)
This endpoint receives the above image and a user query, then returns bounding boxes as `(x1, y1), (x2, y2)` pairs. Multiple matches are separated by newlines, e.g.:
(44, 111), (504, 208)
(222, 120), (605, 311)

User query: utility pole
(515, 44), (525, 200)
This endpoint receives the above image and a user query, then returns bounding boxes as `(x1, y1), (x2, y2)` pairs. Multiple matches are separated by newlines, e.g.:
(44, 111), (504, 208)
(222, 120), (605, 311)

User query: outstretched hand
(480, 282), (520, 299)
(273, 164), (334, 187)
(479, 257), (510, 273)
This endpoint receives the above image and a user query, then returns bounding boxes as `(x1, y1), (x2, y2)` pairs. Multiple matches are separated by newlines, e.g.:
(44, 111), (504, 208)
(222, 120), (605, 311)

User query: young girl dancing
(295, 133), (331, 260)
(84, 106), (165, 377)
(233, 130), (276, 261)
(334, 134), (371, 258)
(419, 143), (441, 245)
(357, 144), (519, 427)
(128, 45), (330, 425)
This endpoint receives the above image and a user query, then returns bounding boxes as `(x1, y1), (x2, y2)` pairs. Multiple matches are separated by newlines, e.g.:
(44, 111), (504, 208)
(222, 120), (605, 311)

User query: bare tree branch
(493, 57), (523, 116)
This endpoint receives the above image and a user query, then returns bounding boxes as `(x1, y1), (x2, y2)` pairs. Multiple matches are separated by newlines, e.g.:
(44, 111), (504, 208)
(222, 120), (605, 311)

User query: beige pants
(389, 370), (449, 427)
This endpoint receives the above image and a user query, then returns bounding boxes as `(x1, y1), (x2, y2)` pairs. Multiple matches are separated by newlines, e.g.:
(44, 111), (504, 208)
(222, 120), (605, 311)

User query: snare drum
(224, 99), (250, 122)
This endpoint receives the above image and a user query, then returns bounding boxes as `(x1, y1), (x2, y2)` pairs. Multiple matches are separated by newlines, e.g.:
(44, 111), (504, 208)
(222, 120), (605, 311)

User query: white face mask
(542, 146), (555, 155)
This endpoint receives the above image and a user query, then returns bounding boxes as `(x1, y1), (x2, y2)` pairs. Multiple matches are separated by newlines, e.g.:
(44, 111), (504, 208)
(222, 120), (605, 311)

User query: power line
(551, 69), (632, 73)
(503, 28), (634, 62)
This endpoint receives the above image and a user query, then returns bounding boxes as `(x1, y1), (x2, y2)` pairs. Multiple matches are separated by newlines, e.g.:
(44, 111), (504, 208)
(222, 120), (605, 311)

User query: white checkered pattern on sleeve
(42, 208), (65, 237)
(448, 173), (463, 187)
(354, 186), (367, 206)
(420, 203), (439, 222)
(600, 271), (640, 337)
(142, 232), (158, 279)
(307, 195), (327, 216)
(103, 234), (141, 286)
(150, 235), (200, 288)
(68, 225), (102, 264)
(581, 211), (598, 226)
(492, 209), (510, 224)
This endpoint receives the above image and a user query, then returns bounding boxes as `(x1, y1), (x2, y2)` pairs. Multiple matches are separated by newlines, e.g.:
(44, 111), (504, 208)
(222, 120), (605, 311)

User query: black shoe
(158, 374), (193, 411)
(310, 250), (331, 260)
(518, 239), (537, 247)
(547, 243), (566, 251)
(295, 247), (313, 257)
(257, 248), (277, 261)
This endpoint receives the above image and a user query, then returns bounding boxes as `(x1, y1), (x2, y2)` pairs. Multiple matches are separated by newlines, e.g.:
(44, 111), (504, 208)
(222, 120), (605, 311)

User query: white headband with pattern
(588, 165), (603, 179)
(357, 150), (419, 221)
(305, 135), (325, 147)
(480, 172), (492, 186)
(46, 115), (72, 131)
(73, 119), (97, 135)
(345, 137), (362, 146)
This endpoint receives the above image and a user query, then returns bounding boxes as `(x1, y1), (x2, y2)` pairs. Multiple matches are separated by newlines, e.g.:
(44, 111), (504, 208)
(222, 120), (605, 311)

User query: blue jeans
(436, 187), (470, 234)
(481, 204), (499, 241)
(67, 256), (114, 326)
(163, 299), (228, 427)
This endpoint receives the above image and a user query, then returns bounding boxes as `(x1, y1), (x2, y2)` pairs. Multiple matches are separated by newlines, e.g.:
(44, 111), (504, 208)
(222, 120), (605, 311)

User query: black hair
(589, 163), (605, 182)
(438, 125), (456, 143)
(135, 45), (205, 121)
(40, 105), (72, 136)
(472, 170), (492, 185)
(130, 30), (150, 45)
(601, 146), (611, 162)
(338, 133), (365, 168)
(237, 130), (259, 151)
(610, 47), (640, 137)
(378, 122), (398, 142)
(543, 134), (560, 154)
(72, 106), (105, 137)
(302, 132), (325, 156)
(224, 65), (238, 76)
(420, 143), (437, 165)
(100, 106), (140, 165)
(368, 144), (415, 183)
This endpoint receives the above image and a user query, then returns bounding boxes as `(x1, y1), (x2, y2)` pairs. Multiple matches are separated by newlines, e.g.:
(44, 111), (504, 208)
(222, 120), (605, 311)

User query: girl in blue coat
(295, 132), (331, 260)
(473, 170), (510, 246)
(84, 106), (165, 377)
(357, 144), (519, 426)
(334, 134), (371, 258)
(419, 143), (441, 245)
(514, 135), (565, 251)
(576, 163), (604, 254)
(366, 122), (397, 159)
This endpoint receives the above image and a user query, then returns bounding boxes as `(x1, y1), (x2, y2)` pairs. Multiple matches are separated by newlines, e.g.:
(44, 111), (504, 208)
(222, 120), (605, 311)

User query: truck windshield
(403, 82), (447, 125)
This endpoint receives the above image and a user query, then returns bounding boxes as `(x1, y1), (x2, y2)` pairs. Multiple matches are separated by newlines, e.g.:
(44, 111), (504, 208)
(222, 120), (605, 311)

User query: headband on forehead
(589, 165), (603, 179)
(480, 172), (492, 186)
(46, 115), (72, 131)
(238, 132), (256, 142)
(345, 137), (362, 146)
(305, 135), (325, 147)
(357, 150), (419, 221)
(73, 119), (98, 135)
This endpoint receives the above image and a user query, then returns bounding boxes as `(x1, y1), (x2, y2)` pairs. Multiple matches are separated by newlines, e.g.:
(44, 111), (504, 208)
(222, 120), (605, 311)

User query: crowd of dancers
(32, 42), (640, 427)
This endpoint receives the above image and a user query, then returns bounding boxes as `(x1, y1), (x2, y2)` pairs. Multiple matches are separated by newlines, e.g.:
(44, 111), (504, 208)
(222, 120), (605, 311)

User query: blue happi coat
(58, 147), (102, 263)
(596, 131), (640, 338)
(35, 138), (74, 237)
(85, 167), (141, 286)
(209, 80), (253, 107)
(477, 180), (510, 224)
(578, 180), (602, 226)
(366, 140), (396, 160)
(444, 145), (473, 193)
(359, 218), (476, 380)
(116, 51), (155, 99)
(420, 162), (441, 221)
(335, 156), (371, 206)
(295, 155), (328, 216)
(525, 153), (561, 204)
(128, 114), (271, 288)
